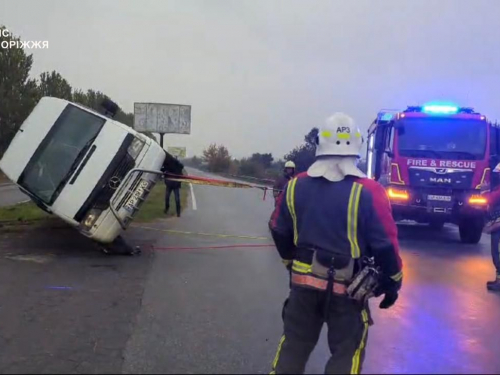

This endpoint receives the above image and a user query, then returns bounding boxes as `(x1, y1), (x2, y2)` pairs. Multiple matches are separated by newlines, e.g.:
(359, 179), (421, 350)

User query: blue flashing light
(379, 112), (394, 121)
(422, 104), (459, 114)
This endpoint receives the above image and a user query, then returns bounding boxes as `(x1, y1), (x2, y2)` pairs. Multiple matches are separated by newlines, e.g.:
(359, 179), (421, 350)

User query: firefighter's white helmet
(284, 161), (296, 169)
(316, 113), (363, 157)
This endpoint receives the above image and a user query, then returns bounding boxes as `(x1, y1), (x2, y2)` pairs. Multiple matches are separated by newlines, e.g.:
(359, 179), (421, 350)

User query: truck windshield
(18, 105), (106, 204)
(397, 117), (487, 160)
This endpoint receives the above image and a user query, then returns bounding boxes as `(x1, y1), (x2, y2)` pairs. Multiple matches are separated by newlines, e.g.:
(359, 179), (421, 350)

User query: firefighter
(483, 163), (500, 291)
(269, 113), (403, 374)
(273, 161), (296, 204)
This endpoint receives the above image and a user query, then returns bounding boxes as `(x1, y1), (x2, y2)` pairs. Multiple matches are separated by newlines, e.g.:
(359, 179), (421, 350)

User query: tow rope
(164, 173), (277, 200)
(132, 225), (271, 241)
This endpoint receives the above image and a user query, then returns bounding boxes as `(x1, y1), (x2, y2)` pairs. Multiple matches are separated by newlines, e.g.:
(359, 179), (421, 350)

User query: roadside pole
(159, 133), (165, 149)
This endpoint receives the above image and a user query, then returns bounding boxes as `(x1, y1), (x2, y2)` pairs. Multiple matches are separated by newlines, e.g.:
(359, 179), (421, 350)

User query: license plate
(124, 180), (150, 212)
(428, 195), (452, 202)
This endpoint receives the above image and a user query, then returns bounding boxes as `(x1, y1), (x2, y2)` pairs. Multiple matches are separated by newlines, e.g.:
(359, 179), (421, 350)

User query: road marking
(132, 225), (270, 241)
(46, 286), (73, 290)
(4, 254), (54, 264)
(189, 183), (197, 210)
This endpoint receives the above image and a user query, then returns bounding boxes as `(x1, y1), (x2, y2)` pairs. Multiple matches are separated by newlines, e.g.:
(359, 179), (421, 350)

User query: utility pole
(159, 133), (165, 149)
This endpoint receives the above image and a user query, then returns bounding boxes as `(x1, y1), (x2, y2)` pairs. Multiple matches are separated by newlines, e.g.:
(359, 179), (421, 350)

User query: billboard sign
(167, 147), (187, 158)
(134, 102), (191, 134)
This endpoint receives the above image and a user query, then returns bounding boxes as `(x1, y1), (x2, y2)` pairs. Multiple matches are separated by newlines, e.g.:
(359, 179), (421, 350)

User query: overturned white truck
(0, 97), (175, 246)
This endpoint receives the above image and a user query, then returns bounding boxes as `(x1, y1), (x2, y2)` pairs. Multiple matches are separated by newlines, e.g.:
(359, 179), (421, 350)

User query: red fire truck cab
(366, 104), (491, 244)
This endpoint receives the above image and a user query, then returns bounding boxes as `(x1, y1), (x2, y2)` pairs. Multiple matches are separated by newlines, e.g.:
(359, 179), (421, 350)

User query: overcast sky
(2, 0), (500, 158)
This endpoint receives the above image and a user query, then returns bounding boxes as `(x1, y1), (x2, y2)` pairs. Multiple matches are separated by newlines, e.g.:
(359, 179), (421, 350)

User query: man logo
(336, 127), (350, 133)
(435, 168), (447, 174)
(109, 176), (121, 190)
(430, 177), (452, 184)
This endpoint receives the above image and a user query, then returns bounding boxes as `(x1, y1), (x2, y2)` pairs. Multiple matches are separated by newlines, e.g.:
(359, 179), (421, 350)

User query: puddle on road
(4, 253), (54, 264)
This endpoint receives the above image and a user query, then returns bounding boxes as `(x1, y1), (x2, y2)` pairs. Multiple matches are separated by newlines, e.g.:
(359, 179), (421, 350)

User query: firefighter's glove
(379, 291), (398, 309)
(375, 275), (402, 310)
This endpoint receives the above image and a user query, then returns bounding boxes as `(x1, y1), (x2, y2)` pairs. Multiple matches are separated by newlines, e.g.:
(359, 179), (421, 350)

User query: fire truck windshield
(397, 117), (487, 160)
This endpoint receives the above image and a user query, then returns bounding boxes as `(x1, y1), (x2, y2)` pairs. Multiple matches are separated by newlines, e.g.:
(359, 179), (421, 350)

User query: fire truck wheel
(428, 220), (445, 231)
(459, 219), (483, 244)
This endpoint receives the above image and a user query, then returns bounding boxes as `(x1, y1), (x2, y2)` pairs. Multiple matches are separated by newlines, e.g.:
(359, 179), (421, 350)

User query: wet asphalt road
(0, 184), (28, 207)
(123, 170), (500, 374)
(0, 223), (156, 374)
(1, 169), (500, 374)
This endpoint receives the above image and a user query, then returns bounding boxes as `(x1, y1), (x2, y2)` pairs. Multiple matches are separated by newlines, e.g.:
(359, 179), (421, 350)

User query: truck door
(491, 123), (500, 188)
(381, 126), (395, 179)
(367, 123), (392, 181)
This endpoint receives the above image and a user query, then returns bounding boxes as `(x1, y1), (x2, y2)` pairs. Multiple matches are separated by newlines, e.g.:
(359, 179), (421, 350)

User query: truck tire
(459, 219), (484, 244)
(99, 236), (141, 256)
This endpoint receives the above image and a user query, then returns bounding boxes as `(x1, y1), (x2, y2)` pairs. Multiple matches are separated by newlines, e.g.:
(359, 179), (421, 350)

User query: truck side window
(387, 127), (394, 152)
(374, 125), (386, 150)
(491, 125), (498, 158)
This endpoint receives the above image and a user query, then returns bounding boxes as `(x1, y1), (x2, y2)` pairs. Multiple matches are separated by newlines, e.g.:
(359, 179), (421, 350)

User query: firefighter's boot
(486, 275), (500, 292)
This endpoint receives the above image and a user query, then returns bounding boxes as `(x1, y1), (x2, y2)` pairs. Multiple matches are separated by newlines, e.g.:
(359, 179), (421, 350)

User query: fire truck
(366, 103), (495, 244)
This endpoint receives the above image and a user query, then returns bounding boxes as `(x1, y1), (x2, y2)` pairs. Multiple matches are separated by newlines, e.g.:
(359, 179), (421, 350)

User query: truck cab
(0, 97), (166, 243)
(366, 104), (491, 244)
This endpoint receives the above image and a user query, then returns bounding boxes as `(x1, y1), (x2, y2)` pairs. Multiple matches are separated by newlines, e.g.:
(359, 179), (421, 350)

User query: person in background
(162, 155), (185, 218)
(273, 161), (296, 204)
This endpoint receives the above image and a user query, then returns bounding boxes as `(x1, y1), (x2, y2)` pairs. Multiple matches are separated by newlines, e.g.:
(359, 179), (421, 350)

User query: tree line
(185, 126), (367, 180)
(184, 128), (318, 180)
(0, 26), (143, 158)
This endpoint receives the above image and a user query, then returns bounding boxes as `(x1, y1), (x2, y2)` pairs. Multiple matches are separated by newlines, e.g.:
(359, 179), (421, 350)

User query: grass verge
(0, 201), (65, 233)
(133, 183), (188, 222)
(0, 201), (49, 223)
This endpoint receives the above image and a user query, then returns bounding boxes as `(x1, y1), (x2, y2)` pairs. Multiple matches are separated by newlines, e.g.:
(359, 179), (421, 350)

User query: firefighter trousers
(490, 231), (500, 276)
(271, 287), (370, 375)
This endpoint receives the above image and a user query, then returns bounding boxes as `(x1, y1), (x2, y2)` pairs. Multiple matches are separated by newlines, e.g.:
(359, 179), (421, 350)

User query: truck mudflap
(110, 168), (164, 230)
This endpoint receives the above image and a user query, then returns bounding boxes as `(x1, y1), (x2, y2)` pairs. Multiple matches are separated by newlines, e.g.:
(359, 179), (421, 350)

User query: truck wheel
(428, 220), (445, 231)
(459, 219), (484, 244)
